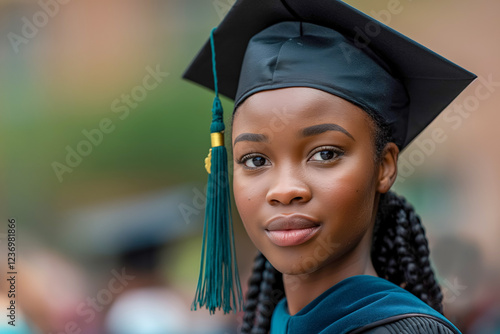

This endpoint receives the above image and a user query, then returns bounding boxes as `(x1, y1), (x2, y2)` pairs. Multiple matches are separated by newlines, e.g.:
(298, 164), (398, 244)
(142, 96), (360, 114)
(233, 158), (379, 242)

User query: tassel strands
(191, 27), (243, 314)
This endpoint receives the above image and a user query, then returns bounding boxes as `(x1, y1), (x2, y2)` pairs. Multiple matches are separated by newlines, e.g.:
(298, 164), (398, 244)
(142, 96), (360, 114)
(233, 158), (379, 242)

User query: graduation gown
(270, 275), (460, 334)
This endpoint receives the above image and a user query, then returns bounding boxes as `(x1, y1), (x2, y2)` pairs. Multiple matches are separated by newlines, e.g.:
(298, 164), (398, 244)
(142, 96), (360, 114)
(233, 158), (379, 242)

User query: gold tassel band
(211, 132), (224, 147)
(204, 132), (224, 174)
(204, 148), (212, 174)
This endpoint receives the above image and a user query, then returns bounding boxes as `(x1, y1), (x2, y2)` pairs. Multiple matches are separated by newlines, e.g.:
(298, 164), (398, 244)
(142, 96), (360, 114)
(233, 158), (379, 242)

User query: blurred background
(0, 0), (498, 333)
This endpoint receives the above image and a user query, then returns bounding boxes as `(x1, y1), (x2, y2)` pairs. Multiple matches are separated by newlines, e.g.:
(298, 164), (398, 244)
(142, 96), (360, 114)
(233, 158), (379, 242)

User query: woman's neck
(282, 231), (378, 316)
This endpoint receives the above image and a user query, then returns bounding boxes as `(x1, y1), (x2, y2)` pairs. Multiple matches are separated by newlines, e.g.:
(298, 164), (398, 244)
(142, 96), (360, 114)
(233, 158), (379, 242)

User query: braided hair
(236, 111), (444, 333)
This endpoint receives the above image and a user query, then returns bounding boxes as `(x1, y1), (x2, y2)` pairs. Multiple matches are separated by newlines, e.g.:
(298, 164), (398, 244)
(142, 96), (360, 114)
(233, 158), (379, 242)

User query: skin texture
(231, 87), (399, 315)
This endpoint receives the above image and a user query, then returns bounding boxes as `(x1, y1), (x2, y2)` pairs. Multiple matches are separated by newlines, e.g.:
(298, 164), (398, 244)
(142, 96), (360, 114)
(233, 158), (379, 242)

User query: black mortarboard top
(183, 0), (476, 150)
(182, 0), (476, 315)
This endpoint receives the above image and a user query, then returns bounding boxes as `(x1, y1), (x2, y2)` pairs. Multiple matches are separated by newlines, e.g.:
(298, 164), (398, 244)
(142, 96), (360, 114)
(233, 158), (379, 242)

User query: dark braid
(241, 253), (266, 333)
(253, 261), (282, 333)
(372, 191), (444, 313)
(368, 111), (443, 313)
(241, 253), (283, 334)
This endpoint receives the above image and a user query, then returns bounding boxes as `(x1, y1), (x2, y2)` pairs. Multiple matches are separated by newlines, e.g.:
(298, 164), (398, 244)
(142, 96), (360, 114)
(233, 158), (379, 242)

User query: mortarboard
(182, 0), (477, 314)
(64, 185), (202, 256)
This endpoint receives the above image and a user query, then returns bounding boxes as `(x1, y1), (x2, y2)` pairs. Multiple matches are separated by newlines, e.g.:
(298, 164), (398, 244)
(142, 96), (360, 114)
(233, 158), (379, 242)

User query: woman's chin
(266, 256), (323, 277)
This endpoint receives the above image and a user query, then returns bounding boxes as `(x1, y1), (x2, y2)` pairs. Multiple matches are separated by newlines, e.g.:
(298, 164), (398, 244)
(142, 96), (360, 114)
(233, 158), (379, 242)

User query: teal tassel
(191, 27), (243, 314)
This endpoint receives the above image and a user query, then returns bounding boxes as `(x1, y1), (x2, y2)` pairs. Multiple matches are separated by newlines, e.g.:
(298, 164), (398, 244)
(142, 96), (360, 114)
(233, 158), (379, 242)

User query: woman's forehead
(232, 87), (372, 134)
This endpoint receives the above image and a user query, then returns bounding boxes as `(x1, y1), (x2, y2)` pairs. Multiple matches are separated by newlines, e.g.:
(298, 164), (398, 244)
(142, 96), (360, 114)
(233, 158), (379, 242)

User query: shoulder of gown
(353, 315), (457, 334)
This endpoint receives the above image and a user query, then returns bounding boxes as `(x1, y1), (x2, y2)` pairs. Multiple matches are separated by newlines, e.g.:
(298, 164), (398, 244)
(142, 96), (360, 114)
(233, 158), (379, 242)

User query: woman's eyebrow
(233, 123), (354, 146)
(233, 133), (268, 146)
(301, 123), (355, 141)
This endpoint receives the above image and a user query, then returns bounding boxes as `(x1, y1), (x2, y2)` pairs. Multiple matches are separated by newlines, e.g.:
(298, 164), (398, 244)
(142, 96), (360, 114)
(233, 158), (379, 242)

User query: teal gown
(270, 275), (460, 334)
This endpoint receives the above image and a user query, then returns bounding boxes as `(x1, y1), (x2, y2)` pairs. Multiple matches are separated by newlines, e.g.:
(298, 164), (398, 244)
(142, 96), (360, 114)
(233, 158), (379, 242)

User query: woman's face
(231, 87), (396, 276)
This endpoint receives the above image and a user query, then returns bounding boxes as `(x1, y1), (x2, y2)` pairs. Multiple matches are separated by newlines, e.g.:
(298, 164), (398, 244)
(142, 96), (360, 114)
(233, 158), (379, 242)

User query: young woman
(232, 87), (449, 333)
(183, 0), (476, 333)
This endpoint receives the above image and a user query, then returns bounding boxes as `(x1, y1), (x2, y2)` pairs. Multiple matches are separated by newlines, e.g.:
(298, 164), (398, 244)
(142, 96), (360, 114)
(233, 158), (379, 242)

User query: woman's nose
(265, 167), (312, 206)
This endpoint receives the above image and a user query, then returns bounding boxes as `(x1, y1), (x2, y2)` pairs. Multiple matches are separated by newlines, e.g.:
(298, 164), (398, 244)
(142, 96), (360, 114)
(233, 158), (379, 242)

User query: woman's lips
(265, 214), (320, 247)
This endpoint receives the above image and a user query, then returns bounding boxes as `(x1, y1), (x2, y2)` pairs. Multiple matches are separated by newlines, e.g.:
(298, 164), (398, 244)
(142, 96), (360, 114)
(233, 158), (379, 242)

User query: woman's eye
(242, 155), (269, 168)
(310, 148), (342, 162)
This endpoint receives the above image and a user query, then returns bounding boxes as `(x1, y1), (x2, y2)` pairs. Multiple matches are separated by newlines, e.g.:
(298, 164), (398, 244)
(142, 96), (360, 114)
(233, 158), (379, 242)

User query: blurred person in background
(433, 236), (500, 333)
(64, 185), (238, 333)
(103, 240), (237, 334)
(103, 242), (193, 334)
(0, 243), (90, 334)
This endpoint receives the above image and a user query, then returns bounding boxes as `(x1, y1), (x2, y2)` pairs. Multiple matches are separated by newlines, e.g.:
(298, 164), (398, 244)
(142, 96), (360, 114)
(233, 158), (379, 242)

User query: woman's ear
(377, 142), (399, 193)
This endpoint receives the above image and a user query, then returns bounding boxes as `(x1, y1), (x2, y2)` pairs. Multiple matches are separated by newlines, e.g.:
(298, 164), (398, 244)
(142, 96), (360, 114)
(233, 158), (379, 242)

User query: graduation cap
(182, 0), (476, 314)
(63, 185), (202, 257)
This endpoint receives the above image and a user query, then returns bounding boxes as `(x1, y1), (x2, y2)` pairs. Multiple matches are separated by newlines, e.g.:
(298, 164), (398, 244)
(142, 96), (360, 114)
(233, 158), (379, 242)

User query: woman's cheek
(234, 176), (257, 211)
(322, 167), (375, 231)
(234, 176), (262, 229)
